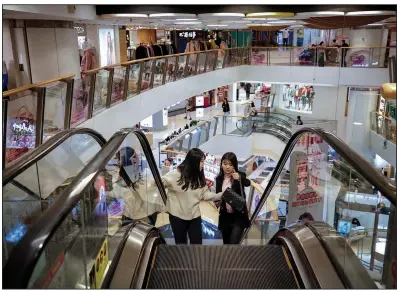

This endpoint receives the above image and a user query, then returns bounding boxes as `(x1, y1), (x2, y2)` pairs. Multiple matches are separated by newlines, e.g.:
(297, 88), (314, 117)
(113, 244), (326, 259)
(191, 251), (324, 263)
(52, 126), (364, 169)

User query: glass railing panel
(208, 117), (218, 138)
(42, 82), (68, 136)
(141, 60), (153, 92)
(243, 130), (395, 286)
(198, 123), (210, 146)
(70, 79), (90, 127)
(371, 112), (396, 144)
(251, 48), (267, 66)
(186, 53), (198, 76)
(2, 133), (102, 260)
(294, 47), (315, 66)
(216, 50), (225, 69)
(181, 133), (191, 152)
(153, 58), (166, 88)
(197, 53), (207, 74)
(268, 47), (292, 66)
(175, 55), (187, 81)
(26, 195), (87, 288)
(127, 63), (141, 98)
(111, 66), (126, 106)
(93, 70), (109, 116)
(165, 56), (176, 84)
(5, 91), (38, 164)
(205, 51), (216, 73)
(324, 47), (340, 66)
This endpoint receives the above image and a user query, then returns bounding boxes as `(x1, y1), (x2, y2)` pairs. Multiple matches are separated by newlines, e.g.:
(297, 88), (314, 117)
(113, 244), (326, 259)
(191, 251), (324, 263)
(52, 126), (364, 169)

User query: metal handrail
(3, 128), (107, 185)
(3, 128), (167, 289)
(241, 127), (396, 243)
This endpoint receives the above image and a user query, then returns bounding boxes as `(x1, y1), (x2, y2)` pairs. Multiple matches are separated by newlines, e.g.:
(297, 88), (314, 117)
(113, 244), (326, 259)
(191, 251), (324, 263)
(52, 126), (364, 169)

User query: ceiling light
(243, 17), (280, 21)
(176, 18), (198, 21)
(296, 11), (344, 16)
(149, 13), (177, 17)
(101, 13), (148, 18)
(353, 122), (363, 125)
(246, 12), (294, 18)
(207, 24), (228, 27)
(267, 20), (296, 24)
(247, 23), (271, 26)
(211, 13), (245, 17)
(346, 11), (395, 16)
(174, 22), (202, 25)
(368, 23), (384, 26)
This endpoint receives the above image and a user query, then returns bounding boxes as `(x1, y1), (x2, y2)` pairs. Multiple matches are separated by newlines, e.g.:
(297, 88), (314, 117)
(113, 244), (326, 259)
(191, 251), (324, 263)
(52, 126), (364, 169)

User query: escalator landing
(147, 244), (299, 289)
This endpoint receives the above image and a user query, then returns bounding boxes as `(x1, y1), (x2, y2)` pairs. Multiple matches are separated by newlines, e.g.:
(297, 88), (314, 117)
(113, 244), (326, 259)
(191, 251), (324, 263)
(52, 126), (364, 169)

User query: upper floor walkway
(3, 46), (394, 166)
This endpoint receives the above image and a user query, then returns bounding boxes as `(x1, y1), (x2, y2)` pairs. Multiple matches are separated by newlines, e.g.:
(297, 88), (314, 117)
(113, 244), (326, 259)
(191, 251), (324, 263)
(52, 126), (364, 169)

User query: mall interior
(2, 3), (397, 289)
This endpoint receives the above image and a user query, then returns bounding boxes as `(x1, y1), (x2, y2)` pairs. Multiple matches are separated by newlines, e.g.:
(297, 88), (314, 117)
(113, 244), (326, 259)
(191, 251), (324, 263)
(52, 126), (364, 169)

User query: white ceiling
(2, 8), (396, 30)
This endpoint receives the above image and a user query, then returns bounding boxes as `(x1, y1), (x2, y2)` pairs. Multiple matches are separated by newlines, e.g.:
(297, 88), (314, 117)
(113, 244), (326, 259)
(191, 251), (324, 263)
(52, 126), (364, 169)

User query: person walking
(185, 98), (193, 120)
(296, 116), (303, 125)
(341, 40), (349, 67)
(216, 152), (251, 244)
(244, 83), (252, 100)
(162, 148), (222, 244)
(282, 29), (289, 48)
(222, 97), (230, 115)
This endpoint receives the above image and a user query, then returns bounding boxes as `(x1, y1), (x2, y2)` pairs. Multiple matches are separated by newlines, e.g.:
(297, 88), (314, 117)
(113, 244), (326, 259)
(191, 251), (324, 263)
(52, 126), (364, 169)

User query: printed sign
(89, 238), (109, 289)
(287, 151), (324, 225)
(251, 51), (266, 65)
(179, 31), (196, 39)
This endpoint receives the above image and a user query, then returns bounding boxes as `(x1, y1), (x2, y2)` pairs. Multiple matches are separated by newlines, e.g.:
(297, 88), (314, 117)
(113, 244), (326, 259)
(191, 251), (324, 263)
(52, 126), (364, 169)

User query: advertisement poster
(297, 29), (304, 47)
(251, 50), (266, 65)
(99, 28), (115, 67)
(287, 151), (324, 225)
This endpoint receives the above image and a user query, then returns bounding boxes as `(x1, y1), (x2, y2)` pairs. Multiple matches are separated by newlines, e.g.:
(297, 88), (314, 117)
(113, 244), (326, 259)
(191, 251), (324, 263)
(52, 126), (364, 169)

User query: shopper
(250, 101), (258, 116)
(282, 29), (289, 48)
(341, 40), (349, 67)
(296, 116), (303, 125)
(185, 99), (193, 120)
(162, 148), (222, 244)
(222, 97), (230, 115)
(317, 41), (325, 67)
(298, 212), (314, 222)
(244, 83), (252, 100)
(216, 152), (251, 244)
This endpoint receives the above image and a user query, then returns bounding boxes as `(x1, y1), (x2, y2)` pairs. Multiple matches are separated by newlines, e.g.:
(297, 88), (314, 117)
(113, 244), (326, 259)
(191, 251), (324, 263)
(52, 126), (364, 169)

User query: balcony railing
(371, 111), (397, 144)
(3, 46), (394, 167)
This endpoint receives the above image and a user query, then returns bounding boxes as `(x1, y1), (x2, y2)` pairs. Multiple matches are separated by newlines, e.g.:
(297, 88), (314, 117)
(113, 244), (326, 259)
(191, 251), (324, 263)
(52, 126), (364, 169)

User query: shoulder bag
(222, 176), (246, 213)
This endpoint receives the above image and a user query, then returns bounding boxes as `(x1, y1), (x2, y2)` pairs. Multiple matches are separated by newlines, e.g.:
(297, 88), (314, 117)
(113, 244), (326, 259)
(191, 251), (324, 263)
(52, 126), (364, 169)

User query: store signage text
(179, 31), (196, 39)
(12, 121), (35, 134)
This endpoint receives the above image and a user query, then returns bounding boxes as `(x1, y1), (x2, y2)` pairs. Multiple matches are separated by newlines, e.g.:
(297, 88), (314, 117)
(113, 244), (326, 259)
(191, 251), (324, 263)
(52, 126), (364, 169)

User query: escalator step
(147, 245), (298, 289)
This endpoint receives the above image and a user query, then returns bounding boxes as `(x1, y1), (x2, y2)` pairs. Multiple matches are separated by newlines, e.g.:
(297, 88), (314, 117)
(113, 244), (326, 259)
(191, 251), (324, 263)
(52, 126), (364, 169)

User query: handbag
(222, 176), (246, 213)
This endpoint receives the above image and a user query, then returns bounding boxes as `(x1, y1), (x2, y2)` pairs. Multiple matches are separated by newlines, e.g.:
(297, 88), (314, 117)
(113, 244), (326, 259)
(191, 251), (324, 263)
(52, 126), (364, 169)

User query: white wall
(26, 27), (80, 83)
(345, 90), (378, 161)
(77, 65), (390, 139)
(2, 20), (17, 89)
(252, 133), (286, 162)
(11, 27), (32, 87)
(199, 134), (253, 161)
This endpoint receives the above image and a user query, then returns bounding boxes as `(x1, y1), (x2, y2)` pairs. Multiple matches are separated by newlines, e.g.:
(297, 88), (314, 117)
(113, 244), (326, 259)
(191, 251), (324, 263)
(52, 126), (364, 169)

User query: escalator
(3, 127), (396, 289)
(2, 128), (106, 263)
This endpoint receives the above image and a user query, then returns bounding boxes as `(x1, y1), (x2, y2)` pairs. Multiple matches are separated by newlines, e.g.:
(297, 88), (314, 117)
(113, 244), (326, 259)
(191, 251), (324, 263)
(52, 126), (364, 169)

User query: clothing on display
(282, 84), (314, 112)
(134, 43), (176, 60)
(80, 47), (98, 80)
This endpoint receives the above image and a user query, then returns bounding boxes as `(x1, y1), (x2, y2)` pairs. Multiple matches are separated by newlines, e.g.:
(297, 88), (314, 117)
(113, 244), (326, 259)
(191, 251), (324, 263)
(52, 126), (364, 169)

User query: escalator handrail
(253, 115), (292, 128)
(3, 128), (107, 185)
(256, 112), (295, 122)
(242, 127), (396, 243)
(3, 128), (167, 289)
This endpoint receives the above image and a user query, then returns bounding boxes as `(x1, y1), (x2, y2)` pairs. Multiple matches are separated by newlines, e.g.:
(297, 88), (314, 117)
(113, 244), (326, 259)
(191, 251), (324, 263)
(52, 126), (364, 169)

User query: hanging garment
(81, 47), (97, 80)
(153, 45), (163, 56)
(148, 46), (155, 57)
(136, 45), (149, 59)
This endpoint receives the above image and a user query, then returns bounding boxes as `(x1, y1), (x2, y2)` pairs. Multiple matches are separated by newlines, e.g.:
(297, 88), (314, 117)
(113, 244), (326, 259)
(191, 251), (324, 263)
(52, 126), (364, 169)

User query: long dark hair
(217, 152), (239, 181)
(177, 148), (206, 191)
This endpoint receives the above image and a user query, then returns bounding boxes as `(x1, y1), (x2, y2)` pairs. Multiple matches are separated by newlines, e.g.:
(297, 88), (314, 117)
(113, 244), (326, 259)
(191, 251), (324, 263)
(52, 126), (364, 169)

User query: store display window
(279, 84), (314, 113)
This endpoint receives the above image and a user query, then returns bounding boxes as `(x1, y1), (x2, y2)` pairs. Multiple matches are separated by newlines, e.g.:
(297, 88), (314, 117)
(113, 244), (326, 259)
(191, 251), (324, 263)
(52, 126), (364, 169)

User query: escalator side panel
(147, 245), (298, 289)
(271, 223), (345, 289)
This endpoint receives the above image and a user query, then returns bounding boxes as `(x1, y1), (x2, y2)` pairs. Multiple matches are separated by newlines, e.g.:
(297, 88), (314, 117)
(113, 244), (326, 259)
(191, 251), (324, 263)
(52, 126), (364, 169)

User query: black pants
(283, 38), (288, 47)
(221, 223), (245, 244)
(245, 91), (250, 100)
(169, 214), (202, 244)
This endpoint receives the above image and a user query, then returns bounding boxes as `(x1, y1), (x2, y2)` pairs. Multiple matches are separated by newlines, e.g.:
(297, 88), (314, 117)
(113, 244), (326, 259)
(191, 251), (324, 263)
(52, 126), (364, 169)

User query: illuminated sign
(179, 31), (196, 39)
(12, 121), (35, 134)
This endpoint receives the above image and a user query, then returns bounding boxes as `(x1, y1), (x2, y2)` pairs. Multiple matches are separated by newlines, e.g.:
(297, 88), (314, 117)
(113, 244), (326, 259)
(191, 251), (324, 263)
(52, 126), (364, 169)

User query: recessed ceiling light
(149, 13), (196, 18)
(101, 13), (148, 18)
(176, 18), (198, 21)
(243, 17), (280, 21)
(174, 22), (202, 25)
(368, 23), (384, 26)
(246, 12), (294, 18)
(346, 11), (395, 16)
(296, 11), (344, 16)
(268, 20), (296, 24)
(353, 122), (363, 125)
(247, 23), (271, 26)
(211, 13), (245, 17)
(207, 24), (228, 27)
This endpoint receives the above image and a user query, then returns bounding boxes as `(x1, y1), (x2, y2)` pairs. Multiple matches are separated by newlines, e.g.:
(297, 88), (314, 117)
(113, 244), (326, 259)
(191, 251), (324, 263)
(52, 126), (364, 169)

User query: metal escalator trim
(3, 128), (106, 185)
(143, 241), (160, 289)
(108, 222), (163, 289)
(271, 223), (344, 289)
(10, 180), (40, 200)
(305, 221), (378, 289)
(3, 128), (166, 289)
(101, 222), (137, 288)
(281, 246), (301, 289)
(243, 127), (396, 240)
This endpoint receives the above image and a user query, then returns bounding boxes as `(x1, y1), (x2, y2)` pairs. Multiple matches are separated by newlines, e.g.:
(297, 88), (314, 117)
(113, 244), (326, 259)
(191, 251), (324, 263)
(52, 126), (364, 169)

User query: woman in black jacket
(221, 97), (230, 115)
(216, 152), (251, 244)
